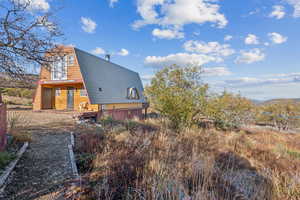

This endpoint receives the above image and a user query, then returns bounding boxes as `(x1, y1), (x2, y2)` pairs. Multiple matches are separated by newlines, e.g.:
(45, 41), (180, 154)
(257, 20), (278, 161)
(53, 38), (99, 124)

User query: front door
(67, 88), (74, 110)
(42, 88), (53, 109)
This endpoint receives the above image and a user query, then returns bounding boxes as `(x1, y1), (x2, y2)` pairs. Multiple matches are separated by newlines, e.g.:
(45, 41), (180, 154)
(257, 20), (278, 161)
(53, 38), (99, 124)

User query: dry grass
(6, 110), (76, 145)
(9, 110), (75, 130)
(7, 111), (33, 143)
(5, 110), (297, 200)
(73, 119), (300, 200)
(3, 95), (32, 106)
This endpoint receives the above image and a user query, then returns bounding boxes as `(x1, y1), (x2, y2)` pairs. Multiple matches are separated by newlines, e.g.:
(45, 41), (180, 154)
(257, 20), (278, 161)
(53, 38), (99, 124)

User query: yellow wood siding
(74, 87), (98, 111)
(33, 46), (85, 110)
(39, 47), (81, 81)
(33, 84), (42, 110)
(53, 86), (98, 111)
(33, 46), (143, 112)
(54, 87), (67, 110)
(67, 66), (82, 80)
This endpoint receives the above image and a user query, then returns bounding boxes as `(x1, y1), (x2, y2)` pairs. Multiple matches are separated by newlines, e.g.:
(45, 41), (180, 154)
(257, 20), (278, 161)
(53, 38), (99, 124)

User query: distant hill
(250, 99), (265, 105)
(261, 98), (300, 105)
(0, 72), (38, 89)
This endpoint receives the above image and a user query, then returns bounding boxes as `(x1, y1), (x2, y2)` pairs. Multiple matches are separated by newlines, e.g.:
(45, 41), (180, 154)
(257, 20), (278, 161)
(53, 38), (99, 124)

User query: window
(55, 88), (61, 96)
(68, 55), (75, 65)
(127, 87), (140, 100)
(51, 57), (67, 80)
(80, 89), (88, 97)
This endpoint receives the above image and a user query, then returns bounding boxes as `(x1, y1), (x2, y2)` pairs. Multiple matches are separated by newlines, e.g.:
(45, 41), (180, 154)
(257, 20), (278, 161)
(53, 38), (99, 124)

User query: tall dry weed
(7, 111), (32, 143)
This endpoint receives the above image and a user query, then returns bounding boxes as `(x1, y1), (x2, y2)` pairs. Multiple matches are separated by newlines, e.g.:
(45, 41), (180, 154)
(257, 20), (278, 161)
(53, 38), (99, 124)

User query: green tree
(207, 92), (255, 130)
(258, 101), (300, 130)
(145, 65), (208, 130)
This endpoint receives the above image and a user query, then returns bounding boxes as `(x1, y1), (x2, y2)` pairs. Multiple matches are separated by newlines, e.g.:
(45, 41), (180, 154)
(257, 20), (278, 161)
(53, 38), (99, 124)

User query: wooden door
(42, 88), (52, 109)
(67, 88), (74, 110)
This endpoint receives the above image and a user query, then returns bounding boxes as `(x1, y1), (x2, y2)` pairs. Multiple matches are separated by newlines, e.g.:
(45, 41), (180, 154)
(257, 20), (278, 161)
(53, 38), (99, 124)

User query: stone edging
(68, 132), (79, 178)
(0, 142), (29, 189)
(70, 132), (75, 147)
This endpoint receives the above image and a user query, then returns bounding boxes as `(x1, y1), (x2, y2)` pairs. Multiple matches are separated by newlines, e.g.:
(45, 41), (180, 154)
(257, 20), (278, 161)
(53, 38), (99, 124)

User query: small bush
(100, 116), (115, 129)
(76, 153), (95, 173)
(286, 149), (300, 159)
(0, 152), (16, 170)
(124, 120), (139, 133)
(76, 132), (104, 154)
(2, 88), (34, 99)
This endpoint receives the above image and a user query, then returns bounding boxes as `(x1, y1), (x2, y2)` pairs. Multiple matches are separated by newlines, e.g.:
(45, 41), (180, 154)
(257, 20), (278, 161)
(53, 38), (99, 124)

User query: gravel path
(0, 132), (74, 200)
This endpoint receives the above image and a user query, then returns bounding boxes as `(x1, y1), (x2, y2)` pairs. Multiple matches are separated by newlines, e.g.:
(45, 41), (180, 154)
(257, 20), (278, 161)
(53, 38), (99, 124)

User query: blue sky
(31, 0), (300, 100)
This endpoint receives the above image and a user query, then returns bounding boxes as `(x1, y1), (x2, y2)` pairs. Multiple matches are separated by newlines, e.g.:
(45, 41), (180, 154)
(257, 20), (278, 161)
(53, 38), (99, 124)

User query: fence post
(0, 92), (7, 151)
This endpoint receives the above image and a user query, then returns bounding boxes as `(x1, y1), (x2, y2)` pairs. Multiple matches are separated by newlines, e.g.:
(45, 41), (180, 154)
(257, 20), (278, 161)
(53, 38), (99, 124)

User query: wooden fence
(0, 93), (7, 151)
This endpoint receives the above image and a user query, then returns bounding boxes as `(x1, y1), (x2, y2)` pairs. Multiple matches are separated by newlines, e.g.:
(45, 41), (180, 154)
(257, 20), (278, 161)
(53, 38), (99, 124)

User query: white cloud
(225, 73), (300, 87)
(109, 0), (119, 7)
(142, 67), (231, 81)
(268, 32), (288, 44)
(141, 74), (155, 81)
(91, 47), (106, 55)
(264, 72), (300, 78)
(235, 48), (265, 64)
(145, 40), (235, 68)
(224, 35), (233, 41)
(248, 8), (260, 16)
(269, 5), (285, 19)
(118, 48), (129, 56)
(218, 73), (300, 100)
(15, 0), (50, 11)
(81, 17), (97, 33)
(286, 0), (300, 17)
(244, 34), (259, 45)
(183, 40), (235, 57)
(202, 67), (232, 76)
(152, 28), (184, 39)
(145, 53), (221, 68)
(193, 31), (200, 36)
(133, 0), (227, 30)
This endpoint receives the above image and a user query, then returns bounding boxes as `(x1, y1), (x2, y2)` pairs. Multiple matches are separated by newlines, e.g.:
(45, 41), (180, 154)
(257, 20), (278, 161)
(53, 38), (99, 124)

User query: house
(33, 46), (147, 119)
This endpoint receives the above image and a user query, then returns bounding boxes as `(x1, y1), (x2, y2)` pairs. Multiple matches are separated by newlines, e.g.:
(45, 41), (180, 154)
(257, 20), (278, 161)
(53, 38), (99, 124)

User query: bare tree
(0, 0), (63, 79)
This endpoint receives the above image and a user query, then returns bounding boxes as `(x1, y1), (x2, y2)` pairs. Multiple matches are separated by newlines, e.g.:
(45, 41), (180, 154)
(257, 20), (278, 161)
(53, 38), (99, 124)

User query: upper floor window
(51, 57), (67, 80)
(127, 87), (140, 100)
(68, 55), (75, 65)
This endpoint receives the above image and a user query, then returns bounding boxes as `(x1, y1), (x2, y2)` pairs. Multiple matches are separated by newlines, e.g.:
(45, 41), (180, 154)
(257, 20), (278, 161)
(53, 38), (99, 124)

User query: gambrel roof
(74, 48), (146, 104)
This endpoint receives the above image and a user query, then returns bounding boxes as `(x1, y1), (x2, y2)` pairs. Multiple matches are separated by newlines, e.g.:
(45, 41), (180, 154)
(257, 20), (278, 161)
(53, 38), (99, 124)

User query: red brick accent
(0, 93), (7, 151)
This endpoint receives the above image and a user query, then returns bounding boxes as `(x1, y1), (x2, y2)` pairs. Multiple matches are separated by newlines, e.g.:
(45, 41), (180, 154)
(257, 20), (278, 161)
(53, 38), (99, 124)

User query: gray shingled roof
(74, 48), (146, 104)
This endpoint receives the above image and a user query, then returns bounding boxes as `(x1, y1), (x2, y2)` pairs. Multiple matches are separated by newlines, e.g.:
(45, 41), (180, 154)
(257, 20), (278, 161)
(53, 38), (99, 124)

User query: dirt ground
(0, 110), (77, 200)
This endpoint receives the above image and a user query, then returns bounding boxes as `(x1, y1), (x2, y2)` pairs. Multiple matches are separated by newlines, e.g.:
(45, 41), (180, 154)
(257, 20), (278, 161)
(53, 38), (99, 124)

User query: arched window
(127, 87), (140, 100)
